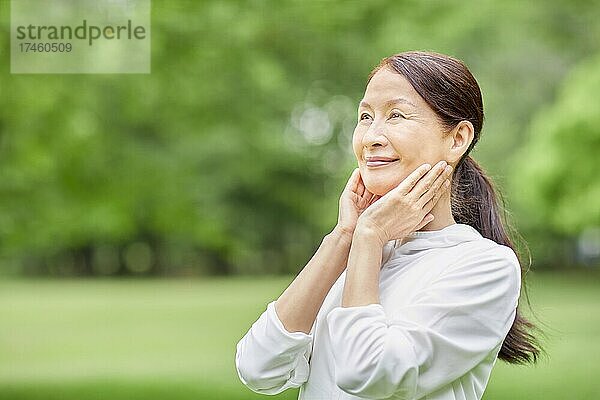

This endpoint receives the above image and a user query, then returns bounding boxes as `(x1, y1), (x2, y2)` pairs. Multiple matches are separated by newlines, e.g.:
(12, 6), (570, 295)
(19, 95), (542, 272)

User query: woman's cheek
(352, 133), (364, 160)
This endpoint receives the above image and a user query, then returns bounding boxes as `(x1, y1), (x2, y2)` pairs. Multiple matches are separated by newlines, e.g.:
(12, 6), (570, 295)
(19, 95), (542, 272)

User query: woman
(235, 50), (542, 400)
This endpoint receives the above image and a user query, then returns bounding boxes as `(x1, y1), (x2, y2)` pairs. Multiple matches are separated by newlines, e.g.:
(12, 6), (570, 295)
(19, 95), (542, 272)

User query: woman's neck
(418, 190), (456, 231)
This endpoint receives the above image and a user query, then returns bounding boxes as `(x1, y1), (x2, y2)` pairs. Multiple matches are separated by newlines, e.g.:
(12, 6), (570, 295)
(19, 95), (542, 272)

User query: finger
(345, 168), (360, 193)
(415, 166), (451, 208)
(408, 161), (450, 201)
(394, 163), (432, 195)
(358, 188), (374, 206)
(422, 179), (451, 212)
(356, 172), (366, 197)
(366, 191), (377, 204)
(367, 193), (380, 206)
(414, 213), (434, 231)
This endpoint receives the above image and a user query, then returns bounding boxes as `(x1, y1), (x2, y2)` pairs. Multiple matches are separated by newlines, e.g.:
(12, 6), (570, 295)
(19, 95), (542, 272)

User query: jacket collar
(381, 223), (482, 268)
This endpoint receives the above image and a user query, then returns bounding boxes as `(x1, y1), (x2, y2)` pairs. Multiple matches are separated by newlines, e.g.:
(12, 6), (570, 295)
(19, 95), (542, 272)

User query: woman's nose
(362, 123), (388, 148)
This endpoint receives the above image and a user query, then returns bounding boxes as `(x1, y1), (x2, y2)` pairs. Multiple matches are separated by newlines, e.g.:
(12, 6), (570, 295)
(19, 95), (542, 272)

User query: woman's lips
(366, 159), (399, 168)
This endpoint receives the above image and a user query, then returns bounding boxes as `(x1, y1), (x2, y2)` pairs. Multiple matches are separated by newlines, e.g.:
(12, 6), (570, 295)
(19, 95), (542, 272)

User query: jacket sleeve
(235, 300), (315, 395)
(326, 245), (521, 400)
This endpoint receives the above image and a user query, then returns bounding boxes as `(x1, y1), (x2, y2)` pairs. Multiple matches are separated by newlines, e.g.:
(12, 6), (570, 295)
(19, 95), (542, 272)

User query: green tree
(509, 53), (600, 266)
(0, 0), (599, 275)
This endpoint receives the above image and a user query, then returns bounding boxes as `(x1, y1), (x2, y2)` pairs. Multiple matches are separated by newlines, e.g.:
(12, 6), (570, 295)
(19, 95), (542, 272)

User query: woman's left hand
(355, 160), (453, 246)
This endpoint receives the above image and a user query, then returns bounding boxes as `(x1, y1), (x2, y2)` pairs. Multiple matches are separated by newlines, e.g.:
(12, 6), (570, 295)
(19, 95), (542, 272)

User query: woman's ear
(446, 121), (474, 163)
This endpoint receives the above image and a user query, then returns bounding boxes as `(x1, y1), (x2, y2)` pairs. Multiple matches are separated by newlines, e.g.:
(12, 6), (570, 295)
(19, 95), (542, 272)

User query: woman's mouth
(366, 159), (400, 168)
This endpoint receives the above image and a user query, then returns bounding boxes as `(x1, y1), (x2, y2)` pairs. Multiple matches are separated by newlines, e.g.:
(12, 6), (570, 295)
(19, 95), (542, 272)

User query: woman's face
(352, 67), (453, 196)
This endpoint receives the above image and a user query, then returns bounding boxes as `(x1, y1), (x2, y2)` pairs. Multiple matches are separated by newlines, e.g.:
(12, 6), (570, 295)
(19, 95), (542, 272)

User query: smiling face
(352, 67), (454, 196)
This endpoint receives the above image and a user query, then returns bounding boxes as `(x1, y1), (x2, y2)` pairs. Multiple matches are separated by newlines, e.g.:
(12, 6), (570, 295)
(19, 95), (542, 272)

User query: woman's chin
(361, 167), (406, 196)
(364, 180), (398, 197)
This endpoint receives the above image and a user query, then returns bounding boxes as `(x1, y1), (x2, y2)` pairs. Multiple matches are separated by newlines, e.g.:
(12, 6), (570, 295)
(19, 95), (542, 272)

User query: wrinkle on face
(352, 67), (449, 196)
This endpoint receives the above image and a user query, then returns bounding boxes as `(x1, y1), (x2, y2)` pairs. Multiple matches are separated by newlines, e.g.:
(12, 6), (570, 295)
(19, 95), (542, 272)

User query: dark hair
(367, 50), (545, 365)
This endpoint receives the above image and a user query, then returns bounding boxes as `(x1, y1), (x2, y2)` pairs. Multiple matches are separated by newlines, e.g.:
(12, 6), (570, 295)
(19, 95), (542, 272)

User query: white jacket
(235, 223), (521, 399)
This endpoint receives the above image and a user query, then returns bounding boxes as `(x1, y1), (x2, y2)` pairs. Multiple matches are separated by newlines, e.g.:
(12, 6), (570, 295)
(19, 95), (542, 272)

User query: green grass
(482, 269), (600, 399)
(0, 270), (598, 399)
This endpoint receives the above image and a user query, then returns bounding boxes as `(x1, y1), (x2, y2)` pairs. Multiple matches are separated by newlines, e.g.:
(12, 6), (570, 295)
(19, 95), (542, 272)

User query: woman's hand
(334, 168), (381, 237)
(355, 161), (453, 246)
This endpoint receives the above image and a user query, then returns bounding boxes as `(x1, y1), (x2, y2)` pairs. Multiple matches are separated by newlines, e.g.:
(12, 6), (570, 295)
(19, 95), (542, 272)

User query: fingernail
(440, 160), (447, 168)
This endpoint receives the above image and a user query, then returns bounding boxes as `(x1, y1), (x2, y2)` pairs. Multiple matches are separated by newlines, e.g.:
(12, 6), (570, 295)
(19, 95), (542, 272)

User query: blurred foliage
(510, 52), (600, 267)
(0, 0), (598, 275)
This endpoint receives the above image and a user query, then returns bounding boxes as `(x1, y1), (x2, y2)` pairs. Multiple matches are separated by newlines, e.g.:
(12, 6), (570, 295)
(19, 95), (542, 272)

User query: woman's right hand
(334, 168), (380, 237)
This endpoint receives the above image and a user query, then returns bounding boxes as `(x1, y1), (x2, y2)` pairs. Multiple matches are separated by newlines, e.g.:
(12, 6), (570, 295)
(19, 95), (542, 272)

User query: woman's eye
(359, 113), (371, 121)
(390, 111), (402, 119)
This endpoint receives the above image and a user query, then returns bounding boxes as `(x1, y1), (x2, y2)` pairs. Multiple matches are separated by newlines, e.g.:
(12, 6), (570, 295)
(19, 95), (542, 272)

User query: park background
(1, 0), (599, 399)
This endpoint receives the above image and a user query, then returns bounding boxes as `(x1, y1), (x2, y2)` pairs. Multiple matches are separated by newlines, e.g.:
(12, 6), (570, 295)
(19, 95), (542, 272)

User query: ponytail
(453, 155), (544, 364)
(369, 50), (546, 365)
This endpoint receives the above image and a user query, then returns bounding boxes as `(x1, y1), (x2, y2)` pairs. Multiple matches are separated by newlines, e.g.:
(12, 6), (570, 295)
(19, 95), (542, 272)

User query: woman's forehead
(362, 68), (423, 108)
